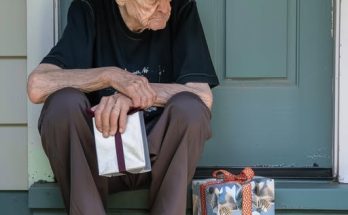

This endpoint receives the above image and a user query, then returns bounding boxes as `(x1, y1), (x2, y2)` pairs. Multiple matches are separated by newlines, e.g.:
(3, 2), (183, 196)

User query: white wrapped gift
(92, 111), (151, 177)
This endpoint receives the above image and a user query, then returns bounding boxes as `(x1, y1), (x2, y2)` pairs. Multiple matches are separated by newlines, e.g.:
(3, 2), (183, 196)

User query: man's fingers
(133, 80), (154, 108)
(101, 96), (115, 137)
(91, 106), (97, 112)
(141, 88), (152, 108)
(94, 94), (133, 137)
(122, 76), (154, 108)
(118, 104), (129, 134)
(109, 103), (120, 136)
(145, 82), (157, 107)
(147, 82), (157, 103)
(139, 76), (148, 83)
(139, 91), (148, 109)
(112, 71), (156, 107)
(125, 84), (141, 107)
(131, 92), (141, 108)
(140, 77), (154, 108)
(94, 97), (107, 133)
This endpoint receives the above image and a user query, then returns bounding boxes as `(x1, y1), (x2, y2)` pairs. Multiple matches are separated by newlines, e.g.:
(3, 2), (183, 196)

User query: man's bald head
(116, 0), (171, 32)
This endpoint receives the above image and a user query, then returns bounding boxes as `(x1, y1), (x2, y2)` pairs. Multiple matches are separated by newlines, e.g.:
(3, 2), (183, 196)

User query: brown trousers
(38, 87), (211, 215)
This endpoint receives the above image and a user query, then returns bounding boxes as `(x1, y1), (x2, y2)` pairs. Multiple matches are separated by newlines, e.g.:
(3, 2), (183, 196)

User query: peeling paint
(306, 147), (331, 160)
(254, 163), (297, 168)
(307, 153), (330, 160)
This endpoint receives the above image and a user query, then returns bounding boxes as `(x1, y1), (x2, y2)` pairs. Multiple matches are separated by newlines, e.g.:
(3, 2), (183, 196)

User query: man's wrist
(101, 67), (119, 88)
(100, 68), (110, 87)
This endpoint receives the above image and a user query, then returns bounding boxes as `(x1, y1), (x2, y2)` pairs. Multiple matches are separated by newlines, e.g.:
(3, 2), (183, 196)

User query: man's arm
(28, 64), (213, 109)
(27, 64), (109, 103)
(150, 82), (213, 110)
(28, 63), (213, 136)
(27, 63), (156, 107)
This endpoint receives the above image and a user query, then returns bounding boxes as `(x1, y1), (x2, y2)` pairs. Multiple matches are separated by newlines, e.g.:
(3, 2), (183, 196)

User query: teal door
(58, 0), (334, 175)
(196, 0), (334, 173)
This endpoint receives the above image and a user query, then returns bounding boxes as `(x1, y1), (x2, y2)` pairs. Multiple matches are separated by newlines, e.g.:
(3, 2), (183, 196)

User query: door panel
(226, 0), (296, 78)
(197, 0), (333, 168)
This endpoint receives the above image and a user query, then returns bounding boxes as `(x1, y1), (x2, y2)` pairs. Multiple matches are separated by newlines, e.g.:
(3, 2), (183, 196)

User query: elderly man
(27, 0), (219, 214)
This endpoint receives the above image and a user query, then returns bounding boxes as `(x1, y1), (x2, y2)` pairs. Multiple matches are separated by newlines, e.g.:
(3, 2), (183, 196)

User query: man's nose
(157, 0), (171, 14)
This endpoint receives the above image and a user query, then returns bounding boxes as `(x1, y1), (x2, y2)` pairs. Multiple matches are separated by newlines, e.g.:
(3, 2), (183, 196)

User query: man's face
(119, 0), (172, 31)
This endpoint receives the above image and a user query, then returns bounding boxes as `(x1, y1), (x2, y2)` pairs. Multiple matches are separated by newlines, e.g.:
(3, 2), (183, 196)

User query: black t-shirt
(41, 0), (219, 121)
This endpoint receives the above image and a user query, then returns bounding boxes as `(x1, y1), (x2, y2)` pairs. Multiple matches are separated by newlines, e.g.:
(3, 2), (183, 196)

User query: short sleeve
(41, 0), (95, 69)
(172, 0), (219, 88)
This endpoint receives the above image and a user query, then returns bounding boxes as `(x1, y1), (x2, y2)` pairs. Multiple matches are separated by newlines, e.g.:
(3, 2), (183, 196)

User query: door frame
(336, 0), (348, 183)
(26, 0), (348, 186)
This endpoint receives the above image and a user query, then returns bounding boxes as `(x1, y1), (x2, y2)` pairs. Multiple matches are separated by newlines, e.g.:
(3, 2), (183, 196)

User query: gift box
(91, 110), (151, 177)
(192, 168), (275, 215)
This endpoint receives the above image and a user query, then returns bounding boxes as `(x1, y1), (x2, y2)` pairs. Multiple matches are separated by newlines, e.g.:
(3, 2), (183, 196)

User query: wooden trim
(338, 0), (348, 183)
(27, 0), (55, 188)
(334, 0), (340, 181)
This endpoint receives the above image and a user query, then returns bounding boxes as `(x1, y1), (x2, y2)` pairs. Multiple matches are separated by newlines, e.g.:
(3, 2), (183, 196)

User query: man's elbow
(204, 90), (213, 110)
(27, 72), (44, 104)
(199, 84), (213, 110)
(185, 82), (213, 110)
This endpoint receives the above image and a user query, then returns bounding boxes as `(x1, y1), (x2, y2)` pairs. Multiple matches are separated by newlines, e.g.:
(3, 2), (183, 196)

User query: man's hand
(107, 69), (157, 109)
(91, 93), (133, 138)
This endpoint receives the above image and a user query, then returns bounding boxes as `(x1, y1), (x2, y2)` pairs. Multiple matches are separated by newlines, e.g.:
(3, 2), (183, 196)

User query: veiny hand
(91, 93), (133, 138)
(107, 68), (157, 109)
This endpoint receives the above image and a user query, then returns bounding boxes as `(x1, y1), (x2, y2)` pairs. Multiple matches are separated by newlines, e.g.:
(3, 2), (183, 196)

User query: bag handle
(212, 167), (255, 183)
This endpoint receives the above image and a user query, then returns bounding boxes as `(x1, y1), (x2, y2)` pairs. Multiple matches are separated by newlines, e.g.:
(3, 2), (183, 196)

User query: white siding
(0, 59), (27, 124)
(0, 127), (27, 189)
(0, 0), (26, 56)
(0, 0), (28, 190)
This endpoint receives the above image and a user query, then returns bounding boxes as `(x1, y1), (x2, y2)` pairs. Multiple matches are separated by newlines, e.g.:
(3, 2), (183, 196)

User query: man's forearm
(27, 65), (113, 104)
(27, 63), (213, 110)
(150, 83), (213, 110)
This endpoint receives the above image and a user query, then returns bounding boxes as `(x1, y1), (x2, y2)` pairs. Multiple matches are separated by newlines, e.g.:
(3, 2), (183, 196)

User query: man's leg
(147, 92), (212, 215)
(39, 87), (109, 215)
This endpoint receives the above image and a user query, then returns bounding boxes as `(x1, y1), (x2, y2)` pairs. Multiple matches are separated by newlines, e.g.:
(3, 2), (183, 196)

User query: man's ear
(116, 0), (126, 6)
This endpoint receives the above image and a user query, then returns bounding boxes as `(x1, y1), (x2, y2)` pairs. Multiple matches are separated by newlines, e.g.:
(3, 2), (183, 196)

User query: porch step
(28, 180), (348, 213)
(29, 183), (152, 210)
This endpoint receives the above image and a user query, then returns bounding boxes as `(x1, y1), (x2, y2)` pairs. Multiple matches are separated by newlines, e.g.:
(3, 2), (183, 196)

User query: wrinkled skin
(116, 0), (172, 31)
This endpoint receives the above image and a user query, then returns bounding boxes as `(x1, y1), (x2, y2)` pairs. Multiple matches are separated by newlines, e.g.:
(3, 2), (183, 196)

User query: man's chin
(148, 20), (168, 31)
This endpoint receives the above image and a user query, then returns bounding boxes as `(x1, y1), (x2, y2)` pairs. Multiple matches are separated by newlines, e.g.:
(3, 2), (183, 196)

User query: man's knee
(39, 87), (90, 129)
(45, 87), (89, 111)
(166, 92), (211, 133)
